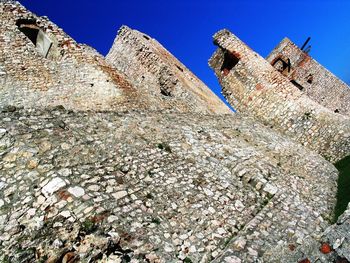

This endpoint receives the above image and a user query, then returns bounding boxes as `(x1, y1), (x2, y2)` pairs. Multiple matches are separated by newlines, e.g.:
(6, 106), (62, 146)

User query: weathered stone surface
(106, 26), (231, 114)
(0, 1), (137, 112)
(267, 38), (350, 116)
(42, 177), (67, 198)
(0, 108), (338, 262)
(265, 203), (350, 262)
(0, 1), (349, 263)
(209, 29), (350, 162)
(0, 1), (230, 115)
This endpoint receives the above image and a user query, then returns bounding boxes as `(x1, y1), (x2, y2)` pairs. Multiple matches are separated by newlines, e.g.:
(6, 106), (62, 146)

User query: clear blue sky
(18, 0), (350, 105)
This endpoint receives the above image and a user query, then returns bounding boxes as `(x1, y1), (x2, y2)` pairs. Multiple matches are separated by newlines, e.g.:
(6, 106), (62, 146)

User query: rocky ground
(0, 106), (338, 262)
(266, 203), (350, 263)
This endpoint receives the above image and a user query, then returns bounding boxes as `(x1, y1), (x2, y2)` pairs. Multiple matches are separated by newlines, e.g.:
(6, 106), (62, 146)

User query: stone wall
(0, 107), (337, 262)
(209, 29), (350, 162)
(266, 38), (350, 116)
(106, 26), (231, 114)
(0, 1), (144, 112)
(266, 203), (350, 262)
(0, 2), (349, 262)
(0, 1), (231, 114)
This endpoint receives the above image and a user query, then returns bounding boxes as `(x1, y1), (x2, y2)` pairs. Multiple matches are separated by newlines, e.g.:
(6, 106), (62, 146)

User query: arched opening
(306, 74), (313, 84)
(271, 57), (291, 76)
(16, 18), (53, 58)
(220, 50), (240, 76)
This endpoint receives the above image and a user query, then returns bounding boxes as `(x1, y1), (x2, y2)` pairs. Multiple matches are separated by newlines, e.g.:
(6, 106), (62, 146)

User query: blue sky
(19, 0), (350, 105)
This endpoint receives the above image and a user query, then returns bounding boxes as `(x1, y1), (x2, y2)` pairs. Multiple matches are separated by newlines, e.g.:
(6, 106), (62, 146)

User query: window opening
(220, 51), (239, 76)
(16, 19), (53, 58)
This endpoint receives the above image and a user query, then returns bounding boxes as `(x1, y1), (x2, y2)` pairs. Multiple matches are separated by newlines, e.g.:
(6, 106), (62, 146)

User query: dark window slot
(291, 80), (304, 91)
(220, 51), (240, 76)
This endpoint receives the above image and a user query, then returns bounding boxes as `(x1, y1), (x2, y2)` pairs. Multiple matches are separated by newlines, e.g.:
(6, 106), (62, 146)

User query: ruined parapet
(209, 29), (350, 162)
(267, 38), (350, 116)
(0, 1), (140, 111)
(106, 26), (231, 114)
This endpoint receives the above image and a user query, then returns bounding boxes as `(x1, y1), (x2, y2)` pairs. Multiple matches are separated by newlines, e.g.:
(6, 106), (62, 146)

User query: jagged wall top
(209, 29), (350, 162)
(0, 2), (230, 114)
(0, 1), (143, 111)
(267, 37), (350, 116)
(106, 25), (231, 114)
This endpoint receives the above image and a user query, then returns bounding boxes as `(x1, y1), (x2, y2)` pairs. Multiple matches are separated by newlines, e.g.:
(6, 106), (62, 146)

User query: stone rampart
(209, 29), (350, 162)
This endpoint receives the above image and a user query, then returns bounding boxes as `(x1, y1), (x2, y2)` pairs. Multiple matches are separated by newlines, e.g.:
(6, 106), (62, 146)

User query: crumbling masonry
(0, 1), (349, 263)
(209, 30), (350, 162)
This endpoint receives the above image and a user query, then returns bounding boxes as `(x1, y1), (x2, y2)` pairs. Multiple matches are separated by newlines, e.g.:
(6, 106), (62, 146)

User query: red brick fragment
(256, 83), (264, 91)
(57, 190), (71, 201)
(298, 258), (311, 263)
(320, 243), (332, 254)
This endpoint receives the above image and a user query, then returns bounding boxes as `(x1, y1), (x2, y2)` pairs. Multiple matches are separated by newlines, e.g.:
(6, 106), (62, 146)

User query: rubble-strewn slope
(1, 1), (350, 263)
(265, 203), (350, 263)
(0, 107), (337, 262)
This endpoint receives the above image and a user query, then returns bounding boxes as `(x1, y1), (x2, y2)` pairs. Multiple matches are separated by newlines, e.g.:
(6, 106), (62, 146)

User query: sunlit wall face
(18, 0), (350, 108)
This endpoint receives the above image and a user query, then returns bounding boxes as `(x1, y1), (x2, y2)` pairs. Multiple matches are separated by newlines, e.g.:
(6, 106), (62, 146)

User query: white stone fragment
(164, 244), (174, 252)
(68, 186), (85, 198)
(189, 245), (196, 253)
(0, 181), (6, 190)
(37, 195), (46, 205)
(263, 183), (278, 195)
(112, 190), (127, 200)
(217, 227), (226, 235)
(232, 237), (246, 251)
(333, 237), (345, 249)
(107, 215), (118, 223)
(0, 199), (4, 208)
(52, 239), (63, 249)
(208, 207), (216, 214)
(58, 168), (72, 177)
(60, 210), (71, 218)
(204, 188), (214, 196)
(27, 208), (36, 217)
(42, 177), (66, 198)
(224, 255), (242, 263)
(248, 247), (258, 257)
(234, 200), (245, 212)
(87, 184), (100, 191)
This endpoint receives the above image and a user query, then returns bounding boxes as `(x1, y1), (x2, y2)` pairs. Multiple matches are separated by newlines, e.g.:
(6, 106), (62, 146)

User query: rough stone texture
(106, 26), (231, 114)
(266, 37), (350, 116)
(1, 1), (350, 263)
(0, 108), (338, 262)
(209, 29), (350, 162)
(0, 1), (142, 112)
(265, 203), (350, 263)
(0, 1), (230, 114)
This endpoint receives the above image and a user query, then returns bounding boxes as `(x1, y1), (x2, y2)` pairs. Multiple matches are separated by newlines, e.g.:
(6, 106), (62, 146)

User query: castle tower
(267, 38), (350, 116)
(209, 29), (350, 161)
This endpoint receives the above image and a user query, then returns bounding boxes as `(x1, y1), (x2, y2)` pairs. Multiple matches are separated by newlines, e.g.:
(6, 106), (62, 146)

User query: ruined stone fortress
(0, 1), (349, 263)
